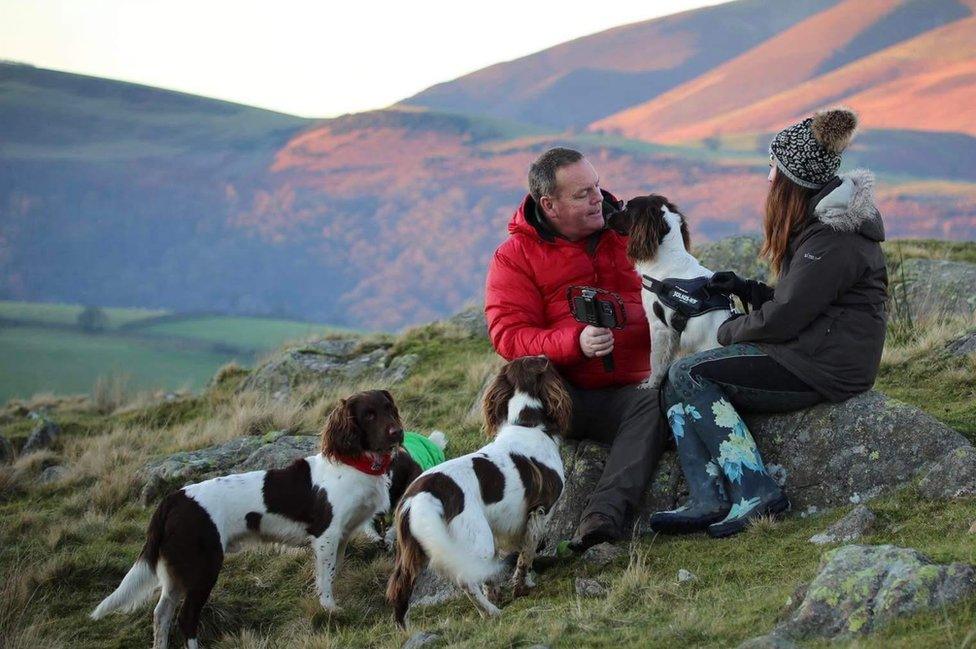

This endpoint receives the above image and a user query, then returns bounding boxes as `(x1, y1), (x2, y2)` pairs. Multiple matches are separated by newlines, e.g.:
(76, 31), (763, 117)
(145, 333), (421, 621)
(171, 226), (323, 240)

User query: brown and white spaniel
(92, 390), (422, 649)
(387, 356), (571, 627)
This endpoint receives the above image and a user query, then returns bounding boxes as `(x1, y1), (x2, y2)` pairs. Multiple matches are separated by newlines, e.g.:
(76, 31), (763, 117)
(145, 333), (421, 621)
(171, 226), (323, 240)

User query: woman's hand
(708, 271), (748, 296)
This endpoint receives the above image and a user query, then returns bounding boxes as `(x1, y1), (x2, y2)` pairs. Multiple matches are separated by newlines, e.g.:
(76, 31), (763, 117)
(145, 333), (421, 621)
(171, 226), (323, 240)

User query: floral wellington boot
(683, 384), (790, 538)
(649, 401), (730, 533)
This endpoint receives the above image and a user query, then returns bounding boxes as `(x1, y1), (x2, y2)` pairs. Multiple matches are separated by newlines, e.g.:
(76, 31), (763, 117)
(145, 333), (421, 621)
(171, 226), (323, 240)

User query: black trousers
(566, 383), (667, 530)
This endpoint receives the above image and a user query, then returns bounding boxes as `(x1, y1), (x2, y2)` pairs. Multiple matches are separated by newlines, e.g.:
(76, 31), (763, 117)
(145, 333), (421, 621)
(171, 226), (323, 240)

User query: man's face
(539, 158), (604, 241)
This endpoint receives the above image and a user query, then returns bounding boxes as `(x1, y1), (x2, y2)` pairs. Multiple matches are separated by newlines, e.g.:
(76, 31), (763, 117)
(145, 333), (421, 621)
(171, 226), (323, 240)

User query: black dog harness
(641, 275), (734, 333)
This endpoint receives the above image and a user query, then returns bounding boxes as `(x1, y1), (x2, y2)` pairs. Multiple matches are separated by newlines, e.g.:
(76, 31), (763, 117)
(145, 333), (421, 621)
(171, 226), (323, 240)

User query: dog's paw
(638, 379), (658, 390)
(318, 596), (341, 613)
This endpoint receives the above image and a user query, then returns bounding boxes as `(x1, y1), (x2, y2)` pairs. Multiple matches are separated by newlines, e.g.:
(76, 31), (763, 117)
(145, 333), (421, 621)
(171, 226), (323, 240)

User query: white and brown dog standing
(610, 195), (735, 388)
(387, 356), (571, 627)
(91, 390), (421, 649)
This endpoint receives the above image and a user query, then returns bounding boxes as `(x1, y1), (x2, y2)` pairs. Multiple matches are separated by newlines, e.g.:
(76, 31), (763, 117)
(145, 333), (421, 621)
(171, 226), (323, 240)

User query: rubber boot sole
(706, 495), (791, 539)
(648, 508), (730, 535)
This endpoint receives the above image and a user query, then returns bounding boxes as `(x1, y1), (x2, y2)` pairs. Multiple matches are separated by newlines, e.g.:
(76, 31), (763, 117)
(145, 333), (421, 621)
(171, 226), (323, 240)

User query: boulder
(918, 446), (976, 500)
(139, 434), (318, 504)
(544, 391), (969, 548)
(0, 434), (13, 464)
(22, 419), (61, 454)
(695, 235), (770, 281)
(809, 505), (875, 545)
(402, 632), (440, 649)
(677, 569), (697, 583)
(775, 545), (976, 640)
(745, 391), (968, 510)
(946, 330), (976, 357)
(408, 568), (461, 610)
(238, 336), (418, 400)
(439, 306), (488, 339)
(892, 259), (976, 320)
(581, 542), (628, 568)
(38, 465), (67, 484)
(574, 577), (607, 598)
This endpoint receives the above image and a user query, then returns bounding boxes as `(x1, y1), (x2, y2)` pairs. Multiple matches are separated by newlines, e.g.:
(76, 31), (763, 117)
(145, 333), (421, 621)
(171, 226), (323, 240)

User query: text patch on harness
(641, 275), (734, 323)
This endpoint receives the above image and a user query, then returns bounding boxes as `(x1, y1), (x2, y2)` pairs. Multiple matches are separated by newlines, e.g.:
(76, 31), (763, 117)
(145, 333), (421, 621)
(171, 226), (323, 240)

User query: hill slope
(591, 0), (976, 143)
(401, 0), (837, 129)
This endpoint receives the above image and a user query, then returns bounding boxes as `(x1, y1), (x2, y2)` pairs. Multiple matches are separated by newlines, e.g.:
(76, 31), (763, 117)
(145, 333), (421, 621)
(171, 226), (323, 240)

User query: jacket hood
(810, 169), (885, 242)
(509, 189), (622, 242)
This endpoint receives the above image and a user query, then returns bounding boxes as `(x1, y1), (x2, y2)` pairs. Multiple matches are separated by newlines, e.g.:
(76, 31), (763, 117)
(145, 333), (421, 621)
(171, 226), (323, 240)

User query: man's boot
(649, 402), (730, 533)
(677, 384), (789, 538)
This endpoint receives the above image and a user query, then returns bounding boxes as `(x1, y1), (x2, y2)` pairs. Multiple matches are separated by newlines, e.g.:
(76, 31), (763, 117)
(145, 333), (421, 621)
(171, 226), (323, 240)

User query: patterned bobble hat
(769, 107), (859, 189)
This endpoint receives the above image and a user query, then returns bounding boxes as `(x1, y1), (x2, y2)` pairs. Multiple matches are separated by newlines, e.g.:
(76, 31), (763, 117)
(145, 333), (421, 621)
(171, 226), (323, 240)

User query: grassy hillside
(0, 244), (974, 648)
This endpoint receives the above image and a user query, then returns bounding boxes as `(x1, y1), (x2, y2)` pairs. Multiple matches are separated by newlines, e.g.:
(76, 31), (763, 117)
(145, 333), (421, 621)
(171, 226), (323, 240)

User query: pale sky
(0, 0), (730, 118)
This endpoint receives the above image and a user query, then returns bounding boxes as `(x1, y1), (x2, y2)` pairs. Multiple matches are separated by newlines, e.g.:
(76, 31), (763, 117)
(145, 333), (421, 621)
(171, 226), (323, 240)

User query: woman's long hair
(761, 171), (817, 275)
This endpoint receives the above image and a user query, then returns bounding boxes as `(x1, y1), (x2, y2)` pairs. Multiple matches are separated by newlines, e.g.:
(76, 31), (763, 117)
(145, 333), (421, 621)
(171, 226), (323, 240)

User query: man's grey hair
(528, 147), (584, 202)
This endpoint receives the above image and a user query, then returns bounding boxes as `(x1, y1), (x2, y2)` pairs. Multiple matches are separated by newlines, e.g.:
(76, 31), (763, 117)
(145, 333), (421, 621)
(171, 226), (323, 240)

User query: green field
(0, 300), (168, 329)
(129, 315), (351, 349)
(0, 303), (354, 403)
(0, 326), (235, 401)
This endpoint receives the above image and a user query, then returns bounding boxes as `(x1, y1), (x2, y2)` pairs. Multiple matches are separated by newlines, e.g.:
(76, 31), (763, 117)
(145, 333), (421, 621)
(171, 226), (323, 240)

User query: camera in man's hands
(566, 286), (626, 371)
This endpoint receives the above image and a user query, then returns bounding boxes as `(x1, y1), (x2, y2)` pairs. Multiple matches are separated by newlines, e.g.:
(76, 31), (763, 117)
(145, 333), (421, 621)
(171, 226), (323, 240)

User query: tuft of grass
(91, 372), (132, 415)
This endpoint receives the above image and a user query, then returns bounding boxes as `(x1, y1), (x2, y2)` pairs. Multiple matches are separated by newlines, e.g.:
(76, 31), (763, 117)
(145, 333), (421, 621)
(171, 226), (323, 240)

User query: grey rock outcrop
(238, 336), (418, 400)
(140, 433), (318, 504)
(946, 330), (976, 357)
(22, 419), (61, 454)
(695, 235), (770, 281)
(918, 445), (976, 500)
(892, 259), (976, 320)
(439, 306), (488, 339)
(775, 545), (976, 640)
(544, 391), (968, 549)
(745, 391), (968, 510)
(809, 505), (875, 545)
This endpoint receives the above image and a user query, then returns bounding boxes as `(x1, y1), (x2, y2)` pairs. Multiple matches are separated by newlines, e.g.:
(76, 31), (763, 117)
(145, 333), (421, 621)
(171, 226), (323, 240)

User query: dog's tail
(90, 493), (171, 619)
(426, 430), (448, 452)
(386, 501), (426, 628)
(406, 491), (502, 584)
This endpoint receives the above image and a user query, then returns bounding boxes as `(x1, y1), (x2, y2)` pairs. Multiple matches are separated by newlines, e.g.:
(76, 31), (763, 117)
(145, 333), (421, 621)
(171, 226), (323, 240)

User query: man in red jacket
(485, 147), (665, 550)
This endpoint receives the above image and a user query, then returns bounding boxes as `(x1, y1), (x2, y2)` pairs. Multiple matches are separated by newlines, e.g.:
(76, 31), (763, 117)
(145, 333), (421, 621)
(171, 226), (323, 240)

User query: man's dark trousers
(567, 383), (666, 531)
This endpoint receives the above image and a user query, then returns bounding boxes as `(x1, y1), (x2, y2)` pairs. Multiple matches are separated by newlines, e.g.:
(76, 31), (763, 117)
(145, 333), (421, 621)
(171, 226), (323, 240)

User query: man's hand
(580, 326), (614, 358)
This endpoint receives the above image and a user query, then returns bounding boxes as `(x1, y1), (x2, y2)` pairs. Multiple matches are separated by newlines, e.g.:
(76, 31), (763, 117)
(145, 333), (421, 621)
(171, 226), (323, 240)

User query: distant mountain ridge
(2, 0), (975, 330)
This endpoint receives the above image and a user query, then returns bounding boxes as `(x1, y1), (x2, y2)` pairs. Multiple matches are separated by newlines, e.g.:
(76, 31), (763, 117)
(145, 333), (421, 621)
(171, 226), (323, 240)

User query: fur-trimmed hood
(810, 169), (885, 242)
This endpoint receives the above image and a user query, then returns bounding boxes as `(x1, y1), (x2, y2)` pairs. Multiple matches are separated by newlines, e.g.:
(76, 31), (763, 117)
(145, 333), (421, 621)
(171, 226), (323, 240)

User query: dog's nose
(388, 427), (404, 443)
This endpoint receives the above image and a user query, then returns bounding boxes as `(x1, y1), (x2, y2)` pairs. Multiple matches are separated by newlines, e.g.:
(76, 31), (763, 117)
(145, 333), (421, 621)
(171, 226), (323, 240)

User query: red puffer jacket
(484, 192), (650, 389)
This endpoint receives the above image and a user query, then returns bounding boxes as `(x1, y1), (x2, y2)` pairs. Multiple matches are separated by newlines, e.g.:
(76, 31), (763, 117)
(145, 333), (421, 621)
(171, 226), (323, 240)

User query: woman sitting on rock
(650, 107), (888, 538)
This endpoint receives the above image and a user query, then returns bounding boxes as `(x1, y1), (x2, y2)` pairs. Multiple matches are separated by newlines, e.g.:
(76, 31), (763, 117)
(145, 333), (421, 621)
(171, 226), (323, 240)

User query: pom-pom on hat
(770, 107), (858, 188)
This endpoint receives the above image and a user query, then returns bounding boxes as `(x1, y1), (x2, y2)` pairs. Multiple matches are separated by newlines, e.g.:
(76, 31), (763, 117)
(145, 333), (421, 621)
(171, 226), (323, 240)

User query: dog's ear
(482, 367), (514, 438)
(625, 197), (663, 263)
(321, 398), (363, 458)
(668, 200), (691, 251)
(380, 389), (402, 424)
(606, 207), (633, 235)
(540, 364), (572, 437)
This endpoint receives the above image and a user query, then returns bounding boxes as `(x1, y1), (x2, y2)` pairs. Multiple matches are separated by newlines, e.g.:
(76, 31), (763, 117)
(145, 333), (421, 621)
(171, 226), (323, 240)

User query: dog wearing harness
(609, 195), (738, 388)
